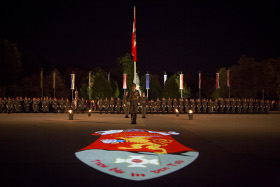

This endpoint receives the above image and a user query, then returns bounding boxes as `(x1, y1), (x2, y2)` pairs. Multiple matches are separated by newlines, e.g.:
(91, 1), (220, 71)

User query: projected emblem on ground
(75, 129), (199, 181)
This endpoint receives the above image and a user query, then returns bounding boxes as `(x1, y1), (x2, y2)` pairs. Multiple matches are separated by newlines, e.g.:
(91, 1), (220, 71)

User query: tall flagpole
(132, 6), (137, 84)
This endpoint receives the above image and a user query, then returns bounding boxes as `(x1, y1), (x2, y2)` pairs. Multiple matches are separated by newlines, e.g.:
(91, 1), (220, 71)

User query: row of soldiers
(1, 96), (279, 114)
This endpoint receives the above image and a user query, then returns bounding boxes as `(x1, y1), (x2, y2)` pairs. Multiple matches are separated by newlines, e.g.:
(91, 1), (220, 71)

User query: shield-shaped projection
(75, 129), (199, 181)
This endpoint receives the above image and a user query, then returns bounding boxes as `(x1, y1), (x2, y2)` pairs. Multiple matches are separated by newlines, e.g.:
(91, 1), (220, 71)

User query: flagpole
(199, 71), (201, 100)
(53, 71), (56, 99)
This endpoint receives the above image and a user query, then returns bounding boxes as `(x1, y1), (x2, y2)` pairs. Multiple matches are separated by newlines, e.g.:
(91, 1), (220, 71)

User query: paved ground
(0, 113), (279, 186)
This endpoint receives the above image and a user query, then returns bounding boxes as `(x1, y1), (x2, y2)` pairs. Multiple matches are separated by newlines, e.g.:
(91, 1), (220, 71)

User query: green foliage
(111, 81), (120, 98)
(212, 67), (228, 99)
(140, 74), (162, 99)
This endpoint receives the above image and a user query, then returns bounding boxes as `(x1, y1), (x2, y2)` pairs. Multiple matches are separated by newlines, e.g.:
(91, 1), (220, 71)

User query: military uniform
(104, 98), (109, 114)
(264, 100), (270, 113)
(196, 99), (201, 113)
(225, 99), (230, 114)
(213, 99), (218, 113)
(190, 99), (195, 113)
(219, 99), (225, 113)
(110, 97), (115, 114)
(52, 99), (58, 113)
(242, 99), (248, 113)
(24, 97), (31, 113)
(140, 95), (148, 118)
(15, 97), (21, 113)
(202, 99), (207, 113)
(173, 99), (178, 113)
(184, 99), (189, 114)
(179, 99), (184, 114)
(0, 98), (3, 113)
(98, 99), (104, 114)
(161, 98), (166, 114)
(123, 94), (130, 118)
(116, 98), (121, 113)
(6, 97), (13, 114)
(156, 98), (161, 114)
(150, 99), (155, 114)
(248, 99), (253, 114)
(128, 87), (140, 124)
(231, 99), (236, 114)
(167, 98), (172, 113)
(208, 99), (213, 113)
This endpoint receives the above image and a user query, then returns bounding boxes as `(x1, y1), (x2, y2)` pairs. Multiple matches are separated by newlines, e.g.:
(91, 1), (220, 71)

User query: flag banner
(199, 72), (201, 89)
(89, 72), (91, 89)
(53, 72), (56, 89)
(123, 74), (127, 89)
(146, 74), (150, 89)
(71, 74), (75, 90)
(131, 6), (137, 62)
(164, 74), (167, 85)
(180, 74), (183, 90)
(227, 70), (230, 87)
(216, 73), (220, 89)
(40, 69), (43, 89)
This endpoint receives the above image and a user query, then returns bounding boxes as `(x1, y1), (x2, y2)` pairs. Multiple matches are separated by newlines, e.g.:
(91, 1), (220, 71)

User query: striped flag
(180, 73), (184, 90)
(123, 74), (127, 89)
(199, 72), (201, 89)
(131, 6), (137, 62)
(227, 69), (230, 87)
(71, 73), (75, 90)
(146, 73), (150, 89)
(216, 73), (220, 89)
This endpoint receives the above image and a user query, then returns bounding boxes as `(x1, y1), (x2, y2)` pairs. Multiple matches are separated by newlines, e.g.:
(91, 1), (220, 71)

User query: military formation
(1, 96), (279, 115)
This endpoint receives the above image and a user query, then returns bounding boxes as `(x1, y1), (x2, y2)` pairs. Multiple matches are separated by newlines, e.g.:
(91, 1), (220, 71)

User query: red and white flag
(131, 6), (137, 62)
(123, 74), (127, 89)
(180, 74), (183, 90)
(199, 72), (201, 89)
(227, 70), (230, 87)
(216, 73), (220, 89)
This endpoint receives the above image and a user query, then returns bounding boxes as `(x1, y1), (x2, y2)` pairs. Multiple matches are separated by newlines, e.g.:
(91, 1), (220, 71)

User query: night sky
(1, 1), (279, 76)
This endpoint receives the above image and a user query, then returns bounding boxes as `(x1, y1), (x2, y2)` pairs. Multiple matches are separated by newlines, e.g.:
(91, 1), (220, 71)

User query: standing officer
(236, 99), (242, 113)
(208, 99), (213, 113)
(213, 99), (218, 113)
(190, 98), (195, 113)
(167, 98), (172, 113)
(128, 83), (140, 124)
(179, 98), (184, 114)
(231, 98), (236, 114)
(156, 98), (161, 114)
(202, 99), (207, 113)
(219, 98), (225, 114)
(225, 98), (230, 114)
(248, 99), (253, 114)
(184, 98), (189, 114)
(52, 98), (58, 113)
(15, 96), (21, 113)
(150, 99), (155, 114)
(196, 98), (201, 113)
(124, 92), (130, 118)
(243, 99), (248, 113)
(59, 98), (65, 113)
(0, 97), (3, 113)
(110, 97), (115, 114)
(6, 97), (12, 114)
(104, 97), (109, 114)
(98, 98), (103, 114)
(161, 97), (166, 114)
(116, 98), (121, 114)
(140, 92), (148, 118)
(24, 97), (31, 113)
(173, 98), (178, 113)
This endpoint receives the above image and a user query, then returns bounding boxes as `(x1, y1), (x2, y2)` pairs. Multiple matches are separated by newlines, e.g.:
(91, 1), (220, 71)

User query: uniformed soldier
(46, 97), (50, 112)
(150, 99), (155, 114)
(128, 83), (140, 124)
(110, 97), (115, 114)
(59, 98), (65, 113)
(264, 100), (270, 113)
(24, 97), (31, 113)
(104, 97), (109, 114)
(167, 98), (172, 113)
(253, 99), (258, 113)
(140, 93), (148, 118)
(219, 98), (225, 113)
(124, 92), (130, 118)
(248, 99), (253, 114)
(80, 98), (85, 114)
(0, 97), (3, 113)
(196, 99), (201, 113)
(156, 98), (161, 114)
(179, 98), (184, 114)
(116, 98), (121, 114)
(184, 99), (189, 114)
(202, 99), (207, 113)
(65, 98), (70, 112)
(236, 99), (241, 113)
(173, 98), (178, 113)
(213, 99), (218, 113)
(225, 98), (230, 114)
(231, 98), (236, 114)
(242, 99), (248, 113)
(161, 97), (166, 114)
(208, 99), (213, 113)
(190, 98), (195, 113)
(15, 96), (21, 113)
(6, 97), (12, 114)
(52, 98), (58, 113)
(98, 98), (103, 114)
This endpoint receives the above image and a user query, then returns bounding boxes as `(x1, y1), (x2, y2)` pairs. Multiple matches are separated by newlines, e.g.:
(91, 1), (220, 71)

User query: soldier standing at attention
(60, 98), (65, 113)
(243, 99), (248, 114)
(0, 97), (3, 113)
(173, 98), (178, 113)
(196, 98), (201, 114)
(15, 96), (21, 113)
(128, 83), (140, 124)
(150, 99), (155, 114)
(52, 98), (58, 113)
(116, 98), (121, 114)
(6, 97), (12, 114)
(140, 92), (148, 118)
(219, 98), (224, 114)
(161, 97), (166, 114)
(104, 97), (109, 114)
(179, 98), (184, 114)
(167, 98), (172, 113)
(110, 97), (115, 114)
(202, 99), (207, 113)
(213, 99), (218, 113)
(208, 99), (213, 113)
(156, 98), (161, 114)
(124, 92), (130, 118)
(248, 99), (253, 114)
(65, 98), (70, 112)
(184, 98), (189, 114)
(231, 98), (236, 114)
(98, 98), (103, 114)
(225, 98), (230, 114)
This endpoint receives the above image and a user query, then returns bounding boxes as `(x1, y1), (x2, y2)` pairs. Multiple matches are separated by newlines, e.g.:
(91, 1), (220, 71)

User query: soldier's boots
(131, 113), (137, 124)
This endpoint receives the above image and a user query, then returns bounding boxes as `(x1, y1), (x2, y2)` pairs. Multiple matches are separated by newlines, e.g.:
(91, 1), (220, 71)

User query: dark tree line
(1, 39), (279, 100)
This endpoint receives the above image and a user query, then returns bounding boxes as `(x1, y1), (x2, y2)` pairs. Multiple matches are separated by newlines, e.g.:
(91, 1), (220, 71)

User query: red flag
(216, 73), (220, 89)
(227, 70), (230, 87)
(199, 72), (201, 89)
(131, 6), (137, 62)
(123, 74), (127, 89)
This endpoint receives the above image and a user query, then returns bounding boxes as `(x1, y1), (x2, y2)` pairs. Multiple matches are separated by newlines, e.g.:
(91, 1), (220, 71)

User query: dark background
(1, 1), (279, 75)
